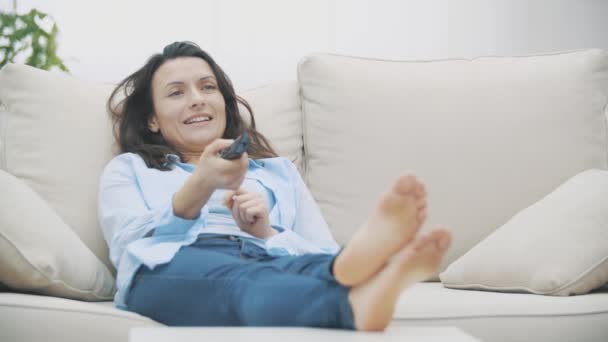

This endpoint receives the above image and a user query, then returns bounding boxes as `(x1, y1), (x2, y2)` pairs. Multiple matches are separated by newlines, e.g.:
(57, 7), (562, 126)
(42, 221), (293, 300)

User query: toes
(417, 208), (427, 223)
(415, 181), (426, 198)
(436, 231), (451, 251)
(411, 228), (449, 253)
(416, 198), (427, 209)
(427, 227), (452, 252)
(394, 173), (416, 195)
(394, 173), (427, 200)
(392, 229), (450, 267)
(412, 234), (433, 252)
(437, 235), (451, 251)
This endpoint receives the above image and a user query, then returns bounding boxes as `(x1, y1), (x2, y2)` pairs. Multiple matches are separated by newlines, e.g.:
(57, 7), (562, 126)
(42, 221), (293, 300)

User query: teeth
(186, 117), (211, 124)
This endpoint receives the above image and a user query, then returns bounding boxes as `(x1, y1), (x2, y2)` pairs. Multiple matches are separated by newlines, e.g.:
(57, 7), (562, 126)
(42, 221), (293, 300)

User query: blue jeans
(125, 234), (355, 329)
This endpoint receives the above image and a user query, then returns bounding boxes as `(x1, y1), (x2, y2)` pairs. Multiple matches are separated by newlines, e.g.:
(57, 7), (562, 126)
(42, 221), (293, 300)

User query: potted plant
(0, 0), (68, 71)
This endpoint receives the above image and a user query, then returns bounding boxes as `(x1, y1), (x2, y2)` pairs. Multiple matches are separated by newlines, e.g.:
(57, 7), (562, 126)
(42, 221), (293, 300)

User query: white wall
(3, 0), (608, 90)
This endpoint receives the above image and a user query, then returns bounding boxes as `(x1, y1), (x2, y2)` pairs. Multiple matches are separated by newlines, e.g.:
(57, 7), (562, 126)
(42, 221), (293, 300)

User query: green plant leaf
(0, 3), (69, 72)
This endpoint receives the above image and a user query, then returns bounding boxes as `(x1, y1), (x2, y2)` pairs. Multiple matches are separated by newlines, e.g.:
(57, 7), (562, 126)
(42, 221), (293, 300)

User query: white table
(130, 326), (481, 342)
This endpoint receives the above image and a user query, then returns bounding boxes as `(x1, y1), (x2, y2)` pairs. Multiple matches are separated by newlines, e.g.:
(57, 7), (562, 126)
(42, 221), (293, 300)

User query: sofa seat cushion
(2, 283), (607, 342)
(393, 282), (608, 342)
(0, 293), (160, 342)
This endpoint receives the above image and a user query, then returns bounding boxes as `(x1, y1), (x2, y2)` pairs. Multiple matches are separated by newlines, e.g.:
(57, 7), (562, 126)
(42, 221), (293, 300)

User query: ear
(148, 115), (160, 133)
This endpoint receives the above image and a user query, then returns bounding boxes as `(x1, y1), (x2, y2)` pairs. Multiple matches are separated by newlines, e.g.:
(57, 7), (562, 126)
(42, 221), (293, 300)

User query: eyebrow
(164, 76), (216, 89)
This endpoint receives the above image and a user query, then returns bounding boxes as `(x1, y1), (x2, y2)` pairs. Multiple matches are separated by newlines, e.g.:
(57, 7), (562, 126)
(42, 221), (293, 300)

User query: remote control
(220, 132), (250, 160)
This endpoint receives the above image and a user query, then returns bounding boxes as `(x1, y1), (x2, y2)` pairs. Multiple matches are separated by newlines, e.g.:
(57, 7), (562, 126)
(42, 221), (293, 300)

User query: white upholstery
(0, 169), (115, 300)
(298, 50), (608, 276)
(0, 292), (159, 342)
(2, 50), (608, 342)
(2, 283), (607, 342)
(0, 65), (116, 271)
(393, 283), (608, 342)
(0, 63), (303, 282)
(441, 169), (608, 296)
(238, 82), (305, 173)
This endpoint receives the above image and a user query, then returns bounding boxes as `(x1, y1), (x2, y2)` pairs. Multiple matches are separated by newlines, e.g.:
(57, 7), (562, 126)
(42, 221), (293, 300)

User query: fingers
(238, 198), (262, 224)
(223, 187), (249, 207)
(241, 199), (264, 223)
(233, 191), (257, 203)
(239, 152), (249, 165)
(230, 191), (267, 224)
(232, 201), (263, 225)
(223, 152), (249, 190)
(204, 139), (235, 156)
(244, 204), (265, 224)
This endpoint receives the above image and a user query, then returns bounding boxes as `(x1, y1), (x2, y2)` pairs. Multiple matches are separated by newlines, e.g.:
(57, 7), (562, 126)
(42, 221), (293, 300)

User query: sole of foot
(348, 227), (452, 331)
(333, 173), (428, 286)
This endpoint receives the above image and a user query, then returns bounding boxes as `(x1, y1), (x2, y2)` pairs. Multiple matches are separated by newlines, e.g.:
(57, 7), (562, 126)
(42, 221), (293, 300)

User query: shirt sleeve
(97, 155), (199, 269)
(265, 159), (341, 255)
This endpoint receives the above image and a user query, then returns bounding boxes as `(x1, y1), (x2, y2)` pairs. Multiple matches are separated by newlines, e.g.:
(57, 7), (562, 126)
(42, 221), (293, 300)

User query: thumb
(205, 139), (235, 156)
(223, 187), (246, 207)
(223, 190), (236, 207)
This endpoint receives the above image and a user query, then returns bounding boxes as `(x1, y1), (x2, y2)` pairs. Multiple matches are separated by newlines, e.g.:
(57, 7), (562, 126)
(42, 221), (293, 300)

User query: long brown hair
(107, 41), (278, 171)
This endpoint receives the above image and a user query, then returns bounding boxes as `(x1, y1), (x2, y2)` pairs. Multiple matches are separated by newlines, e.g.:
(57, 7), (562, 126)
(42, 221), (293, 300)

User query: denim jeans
(125, 234), (355, 329)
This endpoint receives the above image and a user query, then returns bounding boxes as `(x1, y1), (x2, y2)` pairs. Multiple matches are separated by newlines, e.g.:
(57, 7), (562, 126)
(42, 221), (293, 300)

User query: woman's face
(149, 57), (226, 162)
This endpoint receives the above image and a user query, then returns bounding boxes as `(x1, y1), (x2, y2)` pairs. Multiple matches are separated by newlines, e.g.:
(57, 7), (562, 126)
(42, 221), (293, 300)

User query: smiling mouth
(184, 117), (213, 125)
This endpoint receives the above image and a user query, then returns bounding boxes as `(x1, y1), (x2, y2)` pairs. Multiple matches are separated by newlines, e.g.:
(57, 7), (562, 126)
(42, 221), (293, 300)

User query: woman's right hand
(194, 138), (249, 190)
(172, 139), (247, 220)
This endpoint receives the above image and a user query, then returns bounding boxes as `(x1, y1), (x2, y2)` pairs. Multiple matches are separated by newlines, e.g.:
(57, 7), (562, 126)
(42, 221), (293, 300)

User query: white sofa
(1, 49), (608, 342)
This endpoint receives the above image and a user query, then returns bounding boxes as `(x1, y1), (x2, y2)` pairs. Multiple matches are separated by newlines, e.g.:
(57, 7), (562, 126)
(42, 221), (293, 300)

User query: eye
(202, 84), (217, 92)
(168, 90), (182, 97)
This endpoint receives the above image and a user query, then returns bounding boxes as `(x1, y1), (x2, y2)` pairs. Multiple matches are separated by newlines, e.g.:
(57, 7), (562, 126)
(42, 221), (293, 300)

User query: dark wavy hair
(107, 41), (278, 171)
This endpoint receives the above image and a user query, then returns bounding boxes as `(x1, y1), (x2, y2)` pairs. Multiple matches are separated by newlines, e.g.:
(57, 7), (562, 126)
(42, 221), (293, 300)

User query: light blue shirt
(98, 152), (340, 309)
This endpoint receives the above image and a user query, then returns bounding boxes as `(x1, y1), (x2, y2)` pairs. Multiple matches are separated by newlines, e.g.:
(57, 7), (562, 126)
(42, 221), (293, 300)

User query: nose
(189, 87), (206, 108)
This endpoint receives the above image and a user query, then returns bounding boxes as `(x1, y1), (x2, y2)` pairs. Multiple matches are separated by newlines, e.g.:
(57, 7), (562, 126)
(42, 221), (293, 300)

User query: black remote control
(220, 132), (250, 160)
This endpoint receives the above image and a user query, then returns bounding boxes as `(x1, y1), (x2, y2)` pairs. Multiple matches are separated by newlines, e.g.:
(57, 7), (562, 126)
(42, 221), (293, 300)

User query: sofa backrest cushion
(0, 169), (115, 300)
(440, 168), (608, 296)
(0, 65), (116, 272)
(0, 63), (302, 274)
(298, 50), (608, 276)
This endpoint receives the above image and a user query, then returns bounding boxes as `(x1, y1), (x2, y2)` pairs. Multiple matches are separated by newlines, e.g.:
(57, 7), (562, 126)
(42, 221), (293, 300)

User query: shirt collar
(164, 153), (265, 168)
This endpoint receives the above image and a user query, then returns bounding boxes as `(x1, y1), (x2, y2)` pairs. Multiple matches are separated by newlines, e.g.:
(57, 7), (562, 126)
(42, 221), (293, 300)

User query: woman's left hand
(223, 189), (278, 239)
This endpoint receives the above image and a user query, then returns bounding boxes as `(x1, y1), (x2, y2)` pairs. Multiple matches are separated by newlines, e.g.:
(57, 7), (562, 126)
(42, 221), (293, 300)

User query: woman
(99, 41), (451, 331)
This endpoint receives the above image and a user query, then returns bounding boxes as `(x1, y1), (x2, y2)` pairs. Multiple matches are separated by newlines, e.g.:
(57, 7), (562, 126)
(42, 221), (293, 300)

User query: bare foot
(348, 227), (452, 331)
(333, 173), (427, 286)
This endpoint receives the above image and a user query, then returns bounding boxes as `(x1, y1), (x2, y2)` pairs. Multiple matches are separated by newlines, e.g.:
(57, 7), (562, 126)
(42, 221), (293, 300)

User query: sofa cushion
(237, 82), (304, 173)
(0, 293), (159, 342)
(393, 282), (608, 342)
(0, 63), (302, 275)
(2, 284), (607, 342)
(440, 169), (608, 295)
(298, 50), (608, 277)
(0, 64), (116, 272)
(0, 169), (115, 300)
